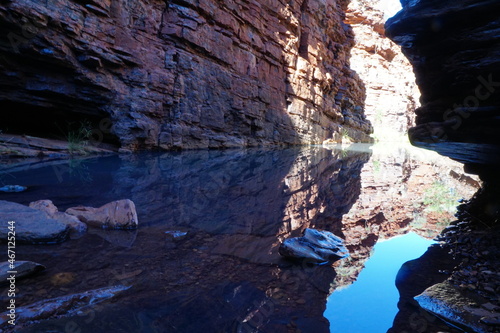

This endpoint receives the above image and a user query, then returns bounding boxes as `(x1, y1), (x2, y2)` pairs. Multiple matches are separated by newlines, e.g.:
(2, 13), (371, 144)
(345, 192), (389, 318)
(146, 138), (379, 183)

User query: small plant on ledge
(67, 120), (93, 155)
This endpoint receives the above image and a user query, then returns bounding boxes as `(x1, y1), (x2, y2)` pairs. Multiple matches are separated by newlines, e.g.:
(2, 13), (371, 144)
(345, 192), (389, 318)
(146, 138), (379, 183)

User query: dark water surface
(0, 144), (478, 332)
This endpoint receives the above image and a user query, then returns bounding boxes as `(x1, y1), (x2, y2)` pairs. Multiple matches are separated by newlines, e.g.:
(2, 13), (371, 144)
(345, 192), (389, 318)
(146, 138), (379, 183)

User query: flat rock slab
(0, 201), (69, 244)
(415, 280), (500, 333)
(0, 261), (45, 285)
(0, 284), (130, 329)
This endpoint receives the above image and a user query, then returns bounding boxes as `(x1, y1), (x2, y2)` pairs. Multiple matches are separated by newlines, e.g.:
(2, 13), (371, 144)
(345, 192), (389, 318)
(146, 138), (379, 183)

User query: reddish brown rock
(0, 0), (372, 150)
(29, 199), (87, 236)
(346, 0), (420, 142)
(66, 199), (138, 229)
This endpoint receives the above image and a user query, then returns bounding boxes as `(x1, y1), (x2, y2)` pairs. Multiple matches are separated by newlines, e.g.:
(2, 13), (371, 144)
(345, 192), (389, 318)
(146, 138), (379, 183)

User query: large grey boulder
(0, 201), (69, 244)
(29, 200), (87, 238)
(279, 228), (349, 264)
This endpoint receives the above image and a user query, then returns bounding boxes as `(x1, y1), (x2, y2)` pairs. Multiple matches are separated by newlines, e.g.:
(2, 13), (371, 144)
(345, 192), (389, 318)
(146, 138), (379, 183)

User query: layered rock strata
(0, 0), (372, 150)
(385, 0), (500, 167)
(347, 0), (420, 142)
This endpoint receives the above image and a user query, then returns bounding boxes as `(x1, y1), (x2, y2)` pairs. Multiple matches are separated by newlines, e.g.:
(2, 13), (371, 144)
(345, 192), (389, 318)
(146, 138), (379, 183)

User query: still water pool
(326, 232), (433, 333)
(0, 143), (478, 332)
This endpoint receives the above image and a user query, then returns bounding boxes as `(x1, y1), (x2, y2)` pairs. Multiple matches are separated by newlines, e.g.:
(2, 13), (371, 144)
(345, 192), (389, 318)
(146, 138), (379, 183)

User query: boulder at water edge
(30, 200), (87, 237)
(66, 199), (138, 229)
(279, 228), (349, 264)
(0, 200), (69, 244)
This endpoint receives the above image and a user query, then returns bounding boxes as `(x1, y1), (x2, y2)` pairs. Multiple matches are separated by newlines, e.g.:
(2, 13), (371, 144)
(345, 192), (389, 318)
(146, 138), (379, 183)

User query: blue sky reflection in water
(325, 232), (434, 333)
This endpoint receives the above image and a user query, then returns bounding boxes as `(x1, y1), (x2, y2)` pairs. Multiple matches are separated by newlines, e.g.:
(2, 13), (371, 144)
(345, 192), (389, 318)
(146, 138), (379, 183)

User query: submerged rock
(29, 200), (87, 238)
(0, 200), (69, 244)
(0, 285), (130, 329)
(165, 230), (188, 240)
(66, 199), (138, 229)
(279, 228), (349, 264)
(0, 185), (27, 193)
(0, 261), (45, 285)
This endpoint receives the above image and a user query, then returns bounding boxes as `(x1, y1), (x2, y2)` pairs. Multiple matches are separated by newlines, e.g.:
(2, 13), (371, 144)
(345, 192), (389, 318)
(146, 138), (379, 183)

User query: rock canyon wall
(0, 0), (373, 150)
(346, 0), (420, 142)
(386, 0), (500, 167)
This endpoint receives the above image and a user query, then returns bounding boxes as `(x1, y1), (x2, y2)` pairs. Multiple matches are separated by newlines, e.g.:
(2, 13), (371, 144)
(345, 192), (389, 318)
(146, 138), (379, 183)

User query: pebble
(50, 272), (76, 286)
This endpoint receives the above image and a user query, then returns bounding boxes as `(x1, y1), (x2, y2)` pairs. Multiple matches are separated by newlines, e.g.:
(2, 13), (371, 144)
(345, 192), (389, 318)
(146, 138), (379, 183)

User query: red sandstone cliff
(346, 0), (420, 142)
(0, 0), (373, 150)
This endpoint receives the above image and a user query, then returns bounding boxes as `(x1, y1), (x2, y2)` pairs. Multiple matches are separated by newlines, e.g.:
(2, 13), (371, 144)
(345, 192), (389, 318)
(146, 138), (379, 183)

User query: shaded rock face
(0, 0), (372, 150)
(385, 0), (500, 167)
(347, 0), (420, 141)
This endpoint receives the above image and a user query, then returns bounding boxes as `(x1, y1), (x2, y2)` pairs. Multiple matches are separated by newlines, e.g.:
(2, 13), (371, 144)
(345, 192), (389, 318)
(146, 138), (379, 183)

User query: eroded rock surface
(0, 261), (45, 286)
(30, 199), (87, 237)
(347, 0), (420, 142)
(0, 285), (129, 331)
(386, 0), (500, 166)
(0, 0), (372, 150)
(66, 199), (138, 229)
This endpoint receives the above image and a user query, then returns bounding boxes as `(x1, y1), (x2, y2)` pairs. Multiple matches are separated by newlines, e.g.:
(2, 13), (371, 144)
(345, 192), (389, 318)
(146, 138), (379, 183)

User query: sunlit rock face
(346, 0), (420, 142)
(385, 0), (500, 167)
(0, 0), (372, 150)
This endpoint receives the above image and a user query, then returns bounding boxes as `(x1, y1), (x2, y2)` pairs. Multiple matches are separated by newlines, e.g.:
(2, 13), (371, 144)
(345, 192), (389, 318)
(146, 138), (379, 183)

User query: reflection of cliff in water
(333, 144), (478, 290)
(7, 147), (369, 332)
(1, 145), (479, 332)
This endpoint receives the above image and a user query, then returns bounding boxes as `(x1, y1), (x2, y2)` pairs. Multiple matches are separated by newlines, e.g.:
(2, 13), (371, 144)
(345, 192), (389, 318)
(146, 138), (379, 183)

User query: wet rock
(0, 285), (130, 329)
(415, 280), (495, 333)
(279, 228), (348, 264)
(0, 200), (69, 244)
(0, 134), (116, 158)
(0, 261), (45, 285)
(0, 185), (27, 193)
(29, 200), (87, 238)
(66, 199), (138, 229)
